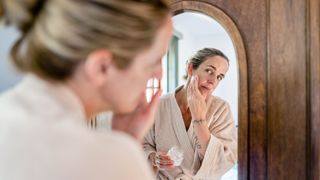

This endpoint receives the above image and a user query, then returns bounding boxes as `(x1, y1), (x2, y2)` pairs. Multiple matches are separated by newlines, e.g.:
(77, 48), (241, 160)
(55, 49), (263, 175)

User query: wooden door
(169, 0), (320, 179)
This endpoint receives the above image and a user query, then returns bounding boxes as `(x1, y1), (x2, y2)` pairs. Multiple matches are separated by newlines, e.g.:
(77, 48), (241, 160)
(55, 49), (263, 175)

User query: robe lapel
(169, 93), (195, 168)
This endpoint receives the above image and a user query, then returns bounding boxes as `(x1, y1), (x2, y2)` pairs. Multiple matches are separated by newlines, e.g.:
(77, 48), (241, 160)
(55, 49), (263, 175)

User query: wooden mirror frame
(170, 1), (249, 179)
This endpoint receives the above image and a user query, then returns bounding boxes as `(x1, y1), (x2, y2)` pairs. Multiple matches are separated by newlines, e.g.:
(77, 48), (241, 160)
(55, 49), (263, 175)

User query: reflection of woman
(0, 0), (172, 179)
(144, 48), (237, 180)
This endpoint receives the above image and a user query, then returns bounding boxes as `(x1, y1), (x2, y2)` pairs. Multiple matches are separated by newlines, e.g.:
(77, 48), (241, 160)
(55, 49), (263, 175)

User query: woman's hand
(150, 152), (174, 170)
(112, 89), (162, 142)
(187, 76), (208, 120)
(187, 76), (213, 157)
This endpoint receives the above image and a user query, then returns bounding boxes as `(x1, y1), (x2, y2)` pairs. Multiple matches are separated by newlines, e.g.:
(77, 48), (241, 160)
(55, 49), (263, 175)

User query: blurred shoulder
(56, 128), (154, 179)
(87, 131), (154, 179)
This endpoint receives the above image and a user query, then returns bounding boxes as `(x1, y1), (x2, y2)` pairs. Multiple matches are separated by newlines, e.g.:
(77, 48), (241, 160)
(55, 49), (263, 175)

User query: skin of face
(98, 16), (173, 114)
(188, 56), (229, 99)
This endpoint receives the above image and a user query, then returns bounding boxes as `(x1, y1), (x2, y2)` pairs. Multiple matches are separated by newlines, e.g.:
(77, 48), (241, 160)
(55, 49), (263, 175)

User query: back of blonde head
(0, 0), (170, 80)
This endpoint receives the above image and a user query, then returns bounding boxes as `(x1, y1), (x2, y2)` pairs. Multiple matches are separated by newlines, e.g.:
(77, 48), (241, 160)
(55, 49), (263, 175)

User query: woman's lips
(199, 86), (210, 95)
(201, 85), (210, 91)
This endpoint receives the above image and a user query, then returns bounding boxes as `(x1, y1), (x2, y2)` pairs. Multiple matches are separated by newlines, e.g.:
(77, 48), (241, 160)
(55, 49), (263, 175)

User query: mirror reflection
(142, 12), (238, 179)
(167, 12), (238, 126)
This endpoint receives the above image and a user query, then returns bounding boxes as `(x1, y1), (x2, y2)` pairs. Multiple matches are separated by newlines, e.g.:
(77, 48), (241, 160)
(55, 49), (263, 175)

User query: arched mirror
(161, 11), (239, 179)
(168, 2), (248, 180)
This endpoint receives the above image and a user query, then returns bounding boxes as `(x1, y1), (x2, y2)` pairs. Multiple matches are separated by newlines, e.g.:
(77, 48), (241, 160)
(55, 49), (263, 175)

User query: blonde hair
(0, 0), (170, 80)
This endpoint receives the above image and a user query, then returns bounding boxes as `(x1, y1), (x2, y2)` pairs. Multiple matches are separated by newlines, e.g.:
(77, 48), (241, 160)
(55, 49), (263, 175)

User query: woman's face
(102, 16), (173, 113)
(190, 56), (229, 99)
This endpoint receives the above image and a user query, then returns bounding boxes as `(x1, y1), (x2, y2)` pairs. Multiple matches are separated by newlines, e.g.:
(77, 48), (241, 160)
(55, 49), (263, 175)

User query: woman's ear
(84, 49), (112, 87)
(187, 63), (193, 77)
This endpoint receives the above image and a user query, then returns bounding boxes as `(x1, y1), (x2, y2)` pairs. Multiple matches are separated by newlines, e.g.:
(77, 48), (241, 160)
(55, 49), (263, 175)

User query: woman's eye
(205, 69), (213, 74)
(217, 76), (223, 81)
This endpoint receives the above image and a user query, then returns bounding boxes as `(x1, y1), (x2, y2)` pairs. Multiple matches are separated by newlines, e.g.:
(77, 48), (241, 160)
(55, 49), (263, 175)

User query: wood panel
(268, 0), (307, 179)
(309, 0), (320, 179)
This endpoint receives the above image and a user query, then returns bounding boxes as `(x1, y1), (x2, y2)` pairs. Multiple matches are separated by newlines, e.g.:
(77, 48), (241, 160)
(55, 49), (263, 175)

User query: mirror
(160, 11), (238, 179)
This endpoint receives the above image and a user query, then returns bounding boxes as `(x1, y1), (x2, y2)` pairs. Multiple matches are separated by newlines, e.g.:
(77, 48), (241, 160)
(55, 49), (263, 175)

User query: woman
(0, 0), (172, 179)
(144, 48), (237, 180)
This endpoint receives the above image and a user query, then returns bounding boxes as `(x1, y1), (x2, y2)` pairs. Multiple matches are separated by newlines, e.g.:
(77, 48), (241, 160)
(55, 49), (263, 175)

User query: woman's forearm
(192, 119), (211, 160)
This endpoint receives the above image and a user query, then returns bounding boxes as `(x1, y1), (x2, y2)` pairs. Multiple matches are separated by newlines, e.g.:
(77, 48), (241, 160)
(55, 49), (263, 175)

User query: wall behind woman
(0, 24), (22, 92)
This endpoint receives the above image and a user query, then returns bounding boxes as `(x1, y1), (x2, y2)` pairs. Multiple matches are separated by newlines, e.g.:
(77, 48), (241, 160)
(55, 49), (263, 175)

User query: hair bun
(1, 0), (46, 33)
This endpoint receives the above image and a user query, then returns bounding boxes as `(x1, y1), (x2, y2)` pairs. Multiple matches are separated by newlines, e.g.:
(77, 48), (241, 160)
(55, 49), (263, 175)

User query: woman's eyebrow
(208, 65), (216, 70)
(208, 65), (225, 77)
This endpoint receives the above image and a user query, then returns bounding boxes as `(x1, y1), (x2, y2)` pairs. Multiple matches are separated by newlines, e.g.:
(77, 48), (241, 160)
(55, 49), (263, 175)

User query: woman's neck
(175, 85), (189, 113)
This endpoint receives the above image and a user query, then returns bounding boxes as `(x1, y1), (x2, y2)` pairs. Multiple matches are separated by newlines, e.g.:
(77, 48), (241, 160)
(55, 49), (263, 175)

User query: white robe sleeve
(195, 101), (237, 179)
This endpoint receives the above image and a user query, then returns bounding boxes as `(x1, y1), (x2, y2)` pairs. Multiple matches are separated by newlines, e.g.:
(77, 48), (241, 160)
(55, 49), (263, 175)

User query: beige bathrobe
(144, 91), (237, 180)
(0, 74), (154, 180)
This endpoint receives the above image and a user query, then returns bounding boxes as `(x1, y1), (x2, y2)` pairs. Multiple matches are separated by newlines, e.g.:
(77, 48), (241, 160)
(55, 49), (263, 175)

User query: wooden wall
(310, 0), (320, 179)
(169, 0), (320, 179)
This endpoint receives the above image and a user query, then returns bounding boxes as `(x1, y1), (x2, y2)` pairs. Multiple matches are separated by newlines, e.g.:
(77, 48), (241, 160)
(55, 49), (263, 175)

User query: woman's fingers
(157, 159), (174, 168)
(192, 76), (200, 97)
(134, 87), (162, 115)
(192, 75), (203, 99)
(139, 92), (148, 109)
(159, 159), (174, 165)
(112, 89), (162, 142)
(194, 76), (202, 96)
(191, 76), (196, 93)
(145, 89), (162, 115)
(188, 76), (202, 102)
(157, 154), (171, 160)
(188, 76), (196, 98)
(155, 152), (174, 168)
(192, 75), (196, 92)
(134, 88), (162, 118)
(149, 89), (162, 109)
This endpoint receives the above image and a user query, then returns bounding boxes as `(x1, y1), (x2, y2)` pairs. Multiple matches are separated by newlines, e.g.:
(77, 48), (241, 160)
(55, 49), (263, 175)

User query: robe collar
(169, 86), (196, 169)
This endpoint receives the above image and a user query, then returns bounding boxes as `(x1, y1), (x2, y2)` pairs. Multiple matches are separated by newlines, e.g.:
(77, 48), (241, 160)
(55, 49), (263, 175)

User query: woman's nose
(208, 74), (216, 82)
(208, 75), (218, 85)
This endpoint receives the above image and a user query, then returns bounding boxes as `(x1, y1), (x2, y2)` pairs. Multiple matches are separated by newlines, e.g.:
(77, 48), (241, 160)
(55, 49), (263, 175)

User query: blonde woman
(0, 0), (172, 180)
(144, 48), (237, 180)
